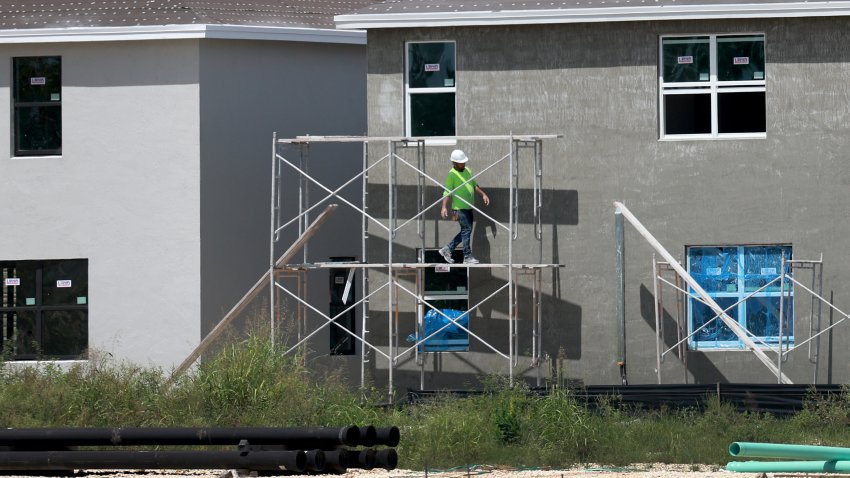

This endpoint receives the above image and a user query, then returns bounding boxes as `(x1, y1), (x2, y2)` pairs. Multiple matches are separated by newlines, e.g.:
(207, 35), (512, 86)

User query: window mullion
(709, 35), (719, 137)
(737, 246), (746, 335)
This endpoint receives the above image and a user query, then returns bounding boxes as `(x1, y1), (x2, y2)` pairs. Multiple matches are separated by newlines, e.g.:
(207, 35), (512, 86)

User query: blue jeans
(446, 209), (473, 258)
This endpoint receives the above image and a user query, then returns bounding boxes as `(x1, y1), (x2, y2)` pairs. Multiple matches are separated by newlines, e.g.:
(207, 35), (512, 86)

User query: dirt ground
(1, 464), (758, 478)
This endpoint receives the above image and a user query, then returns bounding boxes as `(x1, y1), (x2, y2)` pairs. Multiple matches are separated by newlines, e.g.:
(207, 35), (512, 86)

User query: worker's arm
(476, 186), (490, 206)
(441, 195), (451, 218)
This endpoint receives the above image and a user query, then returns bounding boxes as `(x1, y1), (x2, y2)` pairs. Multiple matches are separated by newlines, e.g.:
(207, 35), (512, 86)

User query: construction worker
(439, 149), (490, 264)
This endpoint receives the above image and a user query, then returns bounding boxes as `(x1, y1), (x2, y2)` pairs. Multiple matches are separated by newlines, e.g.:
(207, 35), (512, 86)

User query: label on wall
(30, 77), (46, 85)
(424, 63), (440, 72)
(761, 267), (777, 275)
(706, 267), (722, 276)
(677, 56), (693, 64)
(4, 278), (20, 286)
(733, 57), (750, 65)
(56, 280), (72, 288)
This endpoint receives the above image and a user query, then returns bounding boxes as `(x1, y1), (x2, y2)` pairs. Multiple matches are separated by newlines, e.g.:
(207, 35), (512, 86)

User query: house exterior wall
(364, 17), (850, 387)
(198, 39), (366, 374)
(0, 40), (202, 368)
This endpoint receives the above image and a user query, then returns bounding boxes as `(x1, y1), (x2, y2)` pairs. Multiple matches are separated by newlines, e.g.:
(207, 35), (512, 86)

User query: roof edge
(334, 1), (850, 29)
(0, 24), (366, 44)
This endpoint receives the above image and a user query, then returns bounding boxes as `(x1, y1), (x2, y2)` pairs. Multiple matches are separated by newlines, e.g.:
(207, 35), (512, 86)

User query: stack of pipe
(0, 425), (399, 474)
(727, 442), (850, 473)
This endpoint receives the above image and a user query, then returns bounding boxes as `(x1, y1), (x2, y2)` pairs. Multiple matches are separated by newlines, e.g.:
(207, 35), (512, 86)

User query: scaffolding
(270, 135), (562, 402)
(614, 201), (844, 385)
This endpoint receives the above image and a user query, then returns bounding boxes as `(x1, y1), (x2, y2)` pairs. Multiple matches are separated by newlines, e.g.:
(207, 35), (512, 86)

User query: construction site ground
(0, 464), (762, 478)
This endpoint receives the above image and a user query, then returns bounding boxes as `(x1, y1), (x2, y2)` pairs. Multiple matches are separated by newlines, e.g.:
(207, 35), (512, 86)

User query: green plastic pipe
(730, 442), (850, 461)
(726, 460), (850, 473)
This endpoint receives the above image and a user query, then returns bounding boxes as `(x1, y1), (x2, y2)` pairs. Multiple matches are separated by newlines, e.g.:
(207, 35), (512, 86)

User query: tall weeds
(1, 331), (849, 469)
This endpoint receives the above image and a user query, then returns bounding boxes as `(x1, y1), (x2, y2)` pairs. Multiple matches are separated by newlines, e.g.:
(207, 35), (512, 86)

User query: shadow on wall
(639, 284), (727, 383)
(367, 185), (579, 227)
(366, 236), (583, 363)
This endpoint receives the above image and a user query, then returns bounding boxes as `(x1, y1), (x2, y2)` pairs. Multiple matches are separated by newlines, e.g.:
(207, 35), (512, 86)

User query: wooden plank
(170, 204), (338, 378)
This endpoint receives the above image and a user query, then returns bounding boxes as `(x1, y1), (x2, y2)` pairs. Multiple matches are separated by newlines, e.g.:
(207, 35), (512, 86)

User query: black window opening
(1, 259), (88, 360)
(660, 35), (765, 138)
(13, 56), (62, 156)
(329, 257), (356, 356)
(406, 41), (456, 137)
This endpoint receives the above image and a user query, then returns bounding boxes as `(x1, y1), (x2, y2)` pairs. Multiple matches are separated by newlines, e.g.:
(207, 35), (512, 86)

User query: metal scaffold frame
(270, 134), (562, 402)
(651, 254), (827, 384)
(615, 201), (846, 385)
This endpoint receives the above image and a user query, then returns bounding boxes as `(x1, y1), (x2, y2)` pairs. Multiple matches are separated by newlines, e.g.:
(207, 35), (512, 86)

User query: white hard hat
(450, 149), (469, 164)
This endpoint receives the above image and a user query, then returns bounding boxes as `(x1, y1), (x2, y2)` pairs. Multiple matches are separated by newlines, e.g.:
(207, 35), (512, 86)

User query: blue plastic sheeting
(688, 245), (793, 348)
(406, 308), (469, 352)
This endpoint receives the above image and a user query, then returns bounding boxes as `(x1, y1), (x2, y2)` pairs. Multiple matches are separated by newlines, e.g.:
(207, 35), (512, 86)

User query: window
(687, 245), (792, 350)
(1, 259), (87, 359)
(405, 41), (456, 137)
(13, 56), (62, 156)
(660, 35), (765, 139)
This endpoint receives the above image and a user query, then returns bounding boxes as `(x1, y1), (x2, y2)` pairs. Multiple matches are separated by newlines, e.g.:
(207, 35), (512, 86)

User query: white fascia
(0, 24), (366, 44)
(335, 1), (850, 29)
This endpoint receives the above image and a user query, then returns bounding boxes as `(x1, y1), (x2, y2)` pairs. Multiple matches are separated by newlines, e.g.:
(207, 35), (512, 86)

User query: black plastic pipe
(0, 427), (360, 448)
(358, 426), (377, 447)
(346, 449), (376, 470)
(304, 449), (326, 472)
(323, 449), (349, 473)
(375, 427), (400, 447)
(375, 448), (398, 470)
(0, 450), (307, 472)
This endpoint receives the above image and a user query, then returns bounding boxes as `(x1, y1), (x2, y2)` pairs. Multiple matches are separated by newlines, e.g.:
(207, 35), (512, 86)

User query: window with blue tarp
(687, 245), (792, 349)
(407, 308), (469, 352)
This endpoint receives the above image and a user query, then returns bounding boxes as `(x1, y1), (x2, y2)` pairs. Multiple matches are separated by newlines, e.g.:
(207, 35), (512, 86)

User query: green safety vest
(443, 167), (476, 210)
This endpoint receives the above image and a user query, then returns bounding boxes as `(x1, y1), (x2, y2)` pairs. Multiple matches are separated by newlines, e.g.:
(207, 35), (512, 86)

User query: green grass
(3, 328), (850, 469)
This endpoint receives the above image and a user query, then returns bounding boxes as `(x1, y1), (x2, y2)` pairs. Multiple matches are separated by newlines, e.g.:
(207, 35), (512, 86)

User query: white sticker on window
(761, 267), (777, 275)
(699, 72), (709, 81)
(754, 71), (764, 80)
(706, 267), (722, 275)
(50, 93), (60, 101)
(444, 79), (454, 87)
(334, 276), (344, 284)
(77, 296), (87, 305)
(4, 278), (20, 286)
(56, 280), (72, 288)
(424, 63), (440, 72)
(677, 56), (693, 64)
(733, 57), (750, 65)
(30, 77), (46, 85)
(26, 297), (35, 305)
(435, 265), (450, 273)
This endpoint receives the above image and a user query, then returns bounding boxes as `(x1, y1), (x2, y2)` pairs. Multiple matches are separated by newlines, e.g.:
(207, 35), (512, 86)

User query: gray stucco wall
(198, 39), (366, 373)
(364, 17), (850, 387)
(0, 40), (202, 368)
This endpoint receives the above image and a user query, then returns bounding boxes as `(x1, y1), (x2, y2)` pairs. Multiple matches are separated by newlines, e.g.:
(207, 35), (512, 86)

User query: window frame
(686, 244), (793, 350)
(659, 34), (766, 140)
(1, 259), (88, 360)
(12, 55), (62, 157)
(404, 40), (457, 144)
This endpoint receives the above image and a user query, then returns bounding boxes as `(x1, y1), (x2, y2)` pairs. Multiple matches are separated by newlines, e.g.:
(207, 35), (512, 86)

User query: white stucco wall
(0, 40), (201, 369)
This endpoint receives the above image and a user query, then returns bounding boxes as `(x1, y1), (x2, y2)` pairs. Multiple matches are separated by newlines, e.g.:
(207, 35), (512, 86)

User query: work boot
(439, 247), (455, 264)
(463, 256), (480, 264)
